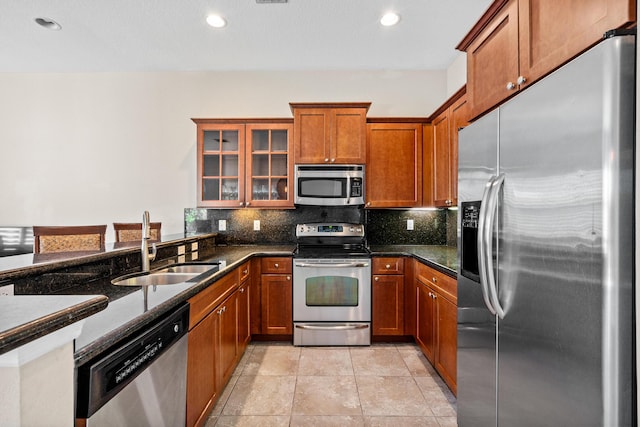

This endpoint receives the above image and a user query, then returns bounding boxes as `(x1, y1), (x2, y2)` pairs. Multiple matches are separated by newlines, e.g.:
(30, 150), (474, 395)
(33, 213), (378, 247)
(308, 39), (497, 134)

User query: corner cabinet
(193, 119), (294, 208)
(291, 103), (370, 164)
(427, 89), (469, 208)
(459, 0), (636, 118)
(365, 121), (423, 208)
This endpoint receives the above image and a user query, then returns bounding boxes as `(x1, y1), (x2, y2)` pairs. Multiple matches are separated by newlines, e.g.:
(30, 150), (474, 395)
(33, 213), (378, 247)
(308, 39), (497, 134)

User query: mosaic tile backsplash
(185, 207), (457, 247)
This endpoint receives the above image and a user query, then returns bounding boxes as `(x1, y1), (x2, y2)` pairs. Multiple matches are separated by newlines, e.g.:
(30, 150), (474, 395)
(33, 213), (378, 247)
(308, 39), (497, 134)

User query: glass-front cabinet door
(197, 123), (246, 207)
(245, 123), (294, 207)
(195, 120), (293, 208)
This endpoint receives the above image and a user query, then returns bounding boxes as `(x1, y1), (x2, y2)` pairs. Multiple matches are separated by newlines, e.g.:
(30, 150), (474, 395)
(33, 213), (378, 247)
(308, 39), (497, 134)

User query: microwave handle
(346, 176), (351, 204)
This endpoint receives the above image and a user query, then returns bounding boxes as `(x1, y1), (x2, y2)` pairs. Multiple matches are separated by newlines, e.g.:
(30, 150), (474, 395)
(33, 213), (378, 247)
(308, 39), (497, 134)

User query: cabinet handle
(366, 202), (371, 207)
(330, 158), (335, 163)
(324, 158), (329, 162)
(243, 269), (248, 274)
(239, 202), (244, 207)
(286, 276), (291, 281)
(517, 75), (527, 85)
(385, 264), (391, 269)
(245, 201), (250, 207)
(240, 287), (245, 293)
(506, 81), (516, 90)
(374, 276), (379, 281)
(446, 199), (452, 206)
(432, 277), (437, 283)
(274, 263), (279, 268)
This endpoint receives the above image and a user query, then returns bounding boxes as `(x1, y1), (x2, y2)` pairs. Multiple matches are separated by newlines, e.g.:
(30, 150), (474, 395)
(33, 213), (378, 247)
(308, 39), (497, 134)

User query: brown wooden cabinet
(414, 260), (458, 395)
(237, 262), (251, 354)
(193, 119), (294, 208)
(459, 0), (636, 119)
(260, 257), (293, 335)
(291, 103), (370, 164)
(372, 257), (405, 336)
(429, 89), (469, 208)
(365, 122), (423, 208)
(186, 310), (218, 427)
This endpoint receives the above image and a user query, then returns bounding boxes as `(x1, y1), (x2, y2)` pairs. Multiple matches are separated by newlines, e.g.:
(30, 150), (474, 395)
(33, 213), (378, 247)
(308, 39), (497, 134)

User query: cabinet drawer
(238, 261), (251, 283)
(415, 261), (457, 303)
(261, 257), (292, 274)
(372, 257), (405, 275)
(188, 272), (237, 329)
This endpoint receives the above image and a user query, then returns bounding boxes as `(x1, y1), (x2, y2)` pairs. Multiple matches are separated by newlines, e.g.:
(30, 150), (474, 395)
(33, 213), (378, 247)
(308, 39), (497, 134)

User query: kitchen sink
(155, 263), (219, 274)
(111, 272), (197, 286)
(111, 262), (220, 286)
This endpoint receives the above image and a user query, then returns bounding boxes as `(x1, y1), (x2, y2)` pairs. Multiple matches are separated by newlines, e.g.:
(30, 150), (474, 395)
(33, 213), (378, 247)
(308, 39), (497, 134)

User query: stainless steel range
(293, 222), (371, 346)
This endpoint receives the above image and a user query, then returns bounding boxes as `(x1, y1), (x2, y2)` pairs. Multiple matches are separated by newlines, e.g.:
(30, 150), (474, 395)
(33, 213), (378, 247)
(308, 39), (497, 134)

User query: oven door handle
(295, 324), (369, 331)
(294, 262), (370, 268)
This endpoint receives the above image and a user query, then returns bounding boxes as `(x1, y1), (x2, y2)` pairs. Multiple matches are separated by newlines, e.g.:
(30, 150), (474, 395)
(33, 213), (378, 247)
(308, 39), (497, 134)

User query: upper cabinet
(193, 119), (294, 208)
(427, 89), (469, 208)
(459, 0), (636, 119)
(291, 103), (370, 164)
(366, 121), (424, 208)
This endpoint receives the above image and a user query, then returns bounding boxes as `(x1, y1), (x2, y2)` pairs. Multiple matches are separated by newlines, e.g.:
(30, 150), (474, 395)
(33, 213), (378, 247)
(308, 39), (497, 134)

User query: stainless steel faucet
(141, 210), (157, 272)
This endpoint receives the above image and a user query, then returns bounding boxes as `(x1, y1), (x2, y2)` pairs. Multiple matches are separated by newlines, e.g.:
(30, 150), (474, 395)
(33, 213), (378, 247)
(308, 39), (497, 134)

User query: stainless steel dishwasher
(76, 303), (189, 426)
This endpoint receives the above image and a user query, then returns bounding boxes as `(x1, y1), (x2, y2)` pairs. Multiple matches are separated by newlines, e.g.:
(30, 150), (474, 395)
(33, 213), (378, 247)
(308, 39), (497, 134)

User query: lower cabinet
(372, 257), (405, 336)
(186, 267), (244, 427)
(260, 257), (293, 335)
(237, 262), (251, 354)
(414, 260), (458, 395)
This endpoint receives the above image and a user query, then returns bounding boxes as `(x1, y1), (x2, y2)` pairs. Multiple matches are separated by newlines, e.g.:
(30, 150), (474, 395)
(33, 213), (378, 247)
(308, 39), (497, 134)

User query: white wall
(446, 52), (467, 97)
(0, 70), (447, 241)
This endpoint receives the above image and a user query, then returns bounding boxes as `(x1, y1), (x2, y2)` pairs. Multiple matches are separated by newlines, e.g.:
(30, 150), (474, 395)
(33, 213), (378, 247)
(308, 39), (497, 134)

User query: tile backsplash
(185, 207), (458, 247)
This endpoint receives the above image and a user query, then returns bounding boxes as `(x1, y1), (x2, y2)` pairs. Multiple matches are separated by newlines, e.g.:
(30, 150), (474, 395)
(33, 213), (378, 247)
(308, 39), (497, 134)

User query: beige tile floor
(205, 342), (457, 427)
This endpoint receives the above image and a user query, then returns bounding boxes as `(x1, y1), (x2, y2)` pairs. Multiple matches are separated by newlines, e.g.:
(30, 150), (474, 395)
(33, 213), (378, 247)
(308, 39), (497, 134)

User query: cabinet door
(245, 124), (294, 207)
(217, 292), (238, 389)
(422, 124), (434, 207)
(466, 0), (520, 118)
(331, 108), (367, 164)
(435, 294), (457, 395)
(197, 124), (245, 207)
(294, 109), (330, 163)
(519, 0), (636, 87)
(237, 281), (251, 354)
(372, 274), (405, 335)
(415, 281), (436, 364)
(186, 313), (218, 427)
(261, 274), (293, 335)
(432, 111), (452, 207)
(449, 95), (469, 207)
(366, 123), (422, 207)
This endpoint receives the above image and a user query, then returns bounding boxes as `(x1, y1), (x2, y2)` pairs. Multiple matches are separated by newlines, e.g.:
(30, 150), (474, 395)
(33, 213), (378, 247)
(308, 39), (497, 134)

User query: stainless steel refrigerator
(457, 31), (635, 427)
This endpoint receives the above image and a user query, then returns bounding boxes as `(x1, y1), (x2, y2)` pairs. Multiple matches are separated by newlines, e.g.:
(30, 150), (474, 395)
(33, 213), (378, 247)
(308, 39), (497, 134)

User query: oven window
(298, 178), (346, 198)
(305, 276), (358, 306)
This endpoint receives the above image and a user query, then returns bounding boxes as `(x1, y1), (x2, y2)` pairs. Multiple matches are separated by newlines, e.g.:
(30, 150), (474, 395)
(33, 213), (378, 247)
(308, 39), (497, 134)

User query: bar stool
(32, 225), (107, 254)
(113, 222), (161, 242)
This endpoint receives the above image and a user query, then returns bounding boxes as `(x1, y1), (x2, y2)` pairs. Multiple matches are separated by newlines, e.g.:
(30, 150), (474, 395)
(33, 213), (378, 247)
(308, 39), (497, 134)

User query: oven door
(293, 258), (371, 322)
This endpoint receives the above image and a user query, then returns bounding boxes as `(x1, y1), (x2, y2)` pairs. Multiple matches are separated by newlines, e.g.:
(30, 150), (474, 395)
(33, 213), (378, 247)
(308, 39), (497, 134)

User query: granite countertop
(0, 243), (457, 364)
(369, 245), (457, 276)
(0, 294), (108, 356)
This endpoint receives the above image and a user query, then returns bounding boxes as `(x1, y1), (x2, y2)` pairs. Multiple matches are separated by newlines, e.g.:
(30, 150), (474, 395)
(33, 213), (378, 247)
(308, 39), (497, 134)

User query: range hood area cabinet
(193, 119), (294, 208)
(457, 0), (636, 119)
(290, 102), (370, 164)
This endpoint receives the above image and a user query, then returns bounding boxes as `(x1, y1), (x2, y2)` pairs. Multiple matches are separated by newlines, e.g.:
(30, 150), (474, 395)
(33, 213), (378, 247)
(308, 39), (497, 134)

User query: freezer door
(457, 110), (499, 427)
(497, 34), (635, 427)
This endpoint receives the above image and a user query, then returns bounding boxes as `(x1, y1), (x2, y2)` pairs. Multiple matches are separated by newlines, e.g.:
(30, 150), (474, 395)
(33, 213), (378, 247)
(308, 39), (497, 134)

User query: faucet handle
(149, 243), (157, 261)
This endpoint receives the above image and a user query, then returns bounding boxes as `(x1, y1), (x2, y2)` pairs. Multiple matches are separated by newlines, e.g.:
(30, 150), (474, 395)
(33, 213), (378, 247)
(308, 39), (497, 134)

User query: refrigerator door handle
(485, 173), (506, 319)
(477, 175), (497, 315)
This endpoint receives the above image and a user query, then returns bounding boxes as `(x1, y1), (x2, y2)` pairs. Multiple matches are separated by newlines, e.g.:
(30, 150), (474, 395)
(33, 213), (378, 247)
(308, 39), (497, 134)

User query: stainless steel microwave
(294, 164), (365, 206)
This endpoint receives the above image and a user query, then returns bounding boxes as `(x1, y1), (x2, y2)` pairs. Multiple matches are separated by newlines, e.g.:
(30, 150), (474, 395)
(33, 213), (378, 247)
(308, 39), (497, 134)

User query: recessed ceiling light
(206, 14), (227, 28)
(380, 12), (400, 27)
(35, 17), (62, 31)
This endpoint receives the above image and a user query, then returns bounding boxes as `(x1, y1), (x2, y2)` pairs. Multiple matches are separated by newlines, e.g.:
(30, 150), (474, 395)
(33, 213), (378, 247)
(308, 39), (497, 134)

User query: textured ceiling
(1, 0), (492, 72)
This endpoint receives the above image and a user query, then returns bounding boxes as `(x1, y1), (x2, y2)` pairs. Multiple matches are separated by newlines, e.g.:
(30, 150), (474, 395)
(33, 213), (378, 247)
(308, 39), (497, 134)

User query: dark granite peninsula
(369, 245), (457, 277)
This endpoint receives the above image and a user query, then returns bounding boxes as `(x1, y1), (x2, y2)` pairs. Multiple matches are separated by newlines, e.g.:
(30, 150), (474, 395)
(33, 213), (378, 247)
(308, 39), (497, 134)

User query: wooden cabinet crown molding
(456, 0), (510, 51)
(289, 102), (371, 114)
(427, 86), (467, 122)
(192, 118), (293, 125)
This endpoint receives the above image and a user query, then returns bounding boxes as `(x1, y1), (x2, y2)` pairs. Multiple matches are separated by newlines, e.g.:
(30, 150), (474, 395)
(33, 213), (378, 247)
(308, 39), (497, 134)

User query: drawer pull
(240, 287), (245, 293)
(287, 276), (291, 281)
(385, 264), (391, 269)
(274, 263), (279, 268)
(374, 276), (379, 281)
